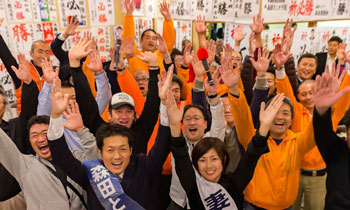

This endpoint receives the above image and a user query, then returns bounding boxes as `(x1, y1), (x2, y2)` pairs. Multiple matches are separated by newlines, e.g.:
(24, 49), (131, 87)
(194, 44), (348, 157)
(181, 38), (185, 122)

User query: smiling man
(275, 62), (350, 210)
(296, 53), (318, 86)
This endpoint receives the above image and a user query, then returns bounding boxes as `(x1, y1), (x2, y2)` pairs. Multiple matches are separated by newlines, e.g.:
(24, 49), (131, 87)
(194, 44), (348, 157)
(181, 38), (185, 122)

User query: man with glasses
(133, 70), (149, 97)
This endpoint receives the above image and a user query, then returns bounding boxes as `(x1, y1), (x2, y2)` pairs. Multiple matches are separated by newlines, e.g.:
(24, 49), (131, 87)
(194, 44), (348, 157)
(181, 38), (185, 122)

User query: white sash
(195, 170), (238, 210)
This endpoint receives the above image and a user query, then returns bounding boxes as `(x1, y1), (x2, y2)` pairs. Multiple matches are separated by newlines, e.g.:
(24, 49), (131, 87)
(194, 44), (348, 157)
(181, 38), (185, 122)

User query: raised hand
(158, 65), (174, 104)
(325, 63), (346, 94)
(68, 37), (93, 66)
(63, 101), (84, 132)
(137, 51), (158, 66)
(272, 43), (291, 68)
(166, 90), (184, 125)
(156, 33), (169, 55)
(206, 39), (216, 64)
(223, 43), (233, 62)
(195, 15), (208, 34)
(122, 37), (135, 57)
(183, 43), (193, 67)
(125, 0), (135, 15)
(259, 93), (285, 136)
(250, 48), (271, 76)
(282, 18), (296, 40)
(234, 25), (247, 43)
(204, 69), (220, 96)
(249, 32), (256, 56)
(341, 43), (350, 63)
(160, 0), (171, 20)
(220, 59), (240, 94)
(250, 14), (264, 34)
(63, 16), (79, 38)
(337, 42), (346, 62)
(51, 77), (69, 118)
(191, 52), (205, 80)
(41, 58), (59, 84)
(84, 50), (103, 73)
(0, 18), (4, 27)
(313, 73), (350, 116)
(11, 53), (32, 85)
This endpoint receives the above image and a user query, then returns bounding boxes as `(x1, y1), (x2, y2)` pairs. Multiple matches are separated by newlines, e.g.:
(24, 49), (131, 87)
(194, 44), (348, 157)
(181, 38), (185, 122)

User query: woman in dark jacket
(167, 91), (286, 209)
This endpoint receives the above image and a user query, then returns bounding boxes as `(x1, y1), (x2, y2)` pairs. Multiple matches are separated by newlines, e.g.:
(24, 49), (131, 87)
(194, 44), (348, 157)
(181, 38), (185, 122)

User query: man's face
(174, 55), (184, 70)
(30, 42), (51, 67)
(61, 87), (76, 103)
(0, 95), (6, 120)
(197, 148), (223, 183)
(141, 31), (157, 52)
(297, 57), (317, 81)
(298, 82), (314, 111)
(101, 135), (132, 176)
(231, 51), (242, 69)
(29, 123), (51, 160)
(270, 103), (292, 137)
(109, 105), (135, 128)
(134, 71), (149, 97)
(328, 41), (339, 56)
(171, 82), (181, 104)
(266, 72), (276, 95)
(221, 97), (233, 126)
(183, 107), (207, 143)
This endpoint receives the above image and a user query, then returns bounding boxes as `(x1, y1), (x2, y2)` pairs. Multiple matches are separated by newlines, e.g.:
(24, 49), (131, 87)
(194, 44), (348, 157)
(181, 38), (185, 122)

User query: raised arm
(160, 1), (175, 53)
(47, 77), (89, 189)
(228, 94), (285, 191)
(0, 35), (21, 88)
(221, 59), (255, 149)
(51, 16), (79, 64)
(195, 15), (209, 48)
(132, 52), (164, 154)
(68, 38), (104, 135)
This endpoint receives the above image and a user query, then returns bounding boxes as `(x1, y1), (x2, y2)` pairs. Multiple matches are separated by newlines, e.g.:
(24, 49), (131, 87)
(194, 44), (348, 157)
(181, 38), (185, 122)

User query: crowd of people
(0, 0), (350, 209)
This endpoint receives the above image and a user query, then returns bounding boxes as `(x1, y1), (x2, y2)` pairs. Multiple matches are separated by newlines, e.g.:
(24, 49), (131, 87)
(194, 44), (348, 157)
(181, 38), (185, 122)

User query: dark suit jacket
(315, 52), (338, 78)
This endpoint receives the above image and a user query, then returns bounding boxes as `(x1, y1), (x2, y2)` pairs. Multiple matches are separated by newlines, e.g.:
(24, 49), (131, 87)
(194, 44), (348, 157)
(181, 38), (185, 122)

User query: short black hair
(171, 48), (183, 62)
(96, 124), (135, 150)
(297, 53), (318, 67)
(328, 36), (342, 44)
(172, 74), (183, 92)
(265, 96), (294, 119)
(61, 80), (74, 88)
(182, 104), (208, 122)
(192, 137), (230, 173)
(140, 29), (157, 41)
(116, 26), (122, 30)
(27, 115), (50, 131)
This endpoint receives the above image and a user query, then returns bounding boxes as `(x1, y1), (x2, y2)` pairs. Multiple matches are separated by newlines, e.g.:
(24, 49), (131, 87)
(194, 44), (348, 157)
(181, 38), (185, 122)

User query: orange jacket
(15, 62), (43, 114)
(123, 14), (175, 75)
(229, 90), (315, 210)
(276, 74), (350, 170)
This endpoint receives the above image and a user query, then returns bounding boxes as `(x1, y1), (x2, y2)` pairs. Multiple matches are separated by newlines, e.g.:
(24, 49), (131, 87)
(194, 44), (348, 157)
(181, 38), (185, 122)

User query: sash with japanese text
(83, 159), (145, 210)
(195, 171), (238, 210)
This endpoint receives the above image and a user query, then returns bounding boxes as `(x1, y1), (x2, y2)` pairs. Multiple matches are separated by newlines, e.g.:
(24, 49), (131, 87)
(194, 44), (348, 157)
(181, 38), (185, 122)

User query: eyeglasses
(135, 78), (149, 83)
(183, 115), (203, 123)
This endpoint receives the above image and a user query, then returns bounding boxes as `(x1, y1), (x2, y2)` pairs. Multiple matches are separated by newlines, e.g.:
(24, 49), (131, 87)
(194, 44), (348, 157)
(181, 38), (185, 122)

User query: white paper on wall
(233, 0), (260, 24)
(212, 0), (234, 22)
(190, 0), (214, 21)
(89, 0), (115, 26)
(261, 0), (289, 23)
(174, 20), (192, 50)
(171, 0), (192, 20)
(57, 0), (88, 27)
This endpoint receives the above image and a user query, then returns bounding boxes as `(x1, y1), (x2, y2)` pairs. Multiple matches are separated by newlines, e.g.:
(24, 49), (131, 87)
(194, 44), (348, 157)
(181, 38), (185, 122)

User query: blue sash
(83, 159), (145, 210)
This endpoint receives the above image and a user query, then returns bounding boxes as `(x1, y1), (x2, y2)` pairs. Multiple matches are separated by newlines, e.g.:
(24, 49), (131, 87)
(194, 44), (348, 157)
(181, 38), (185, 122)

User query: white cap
(110, 92), (135, 109)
